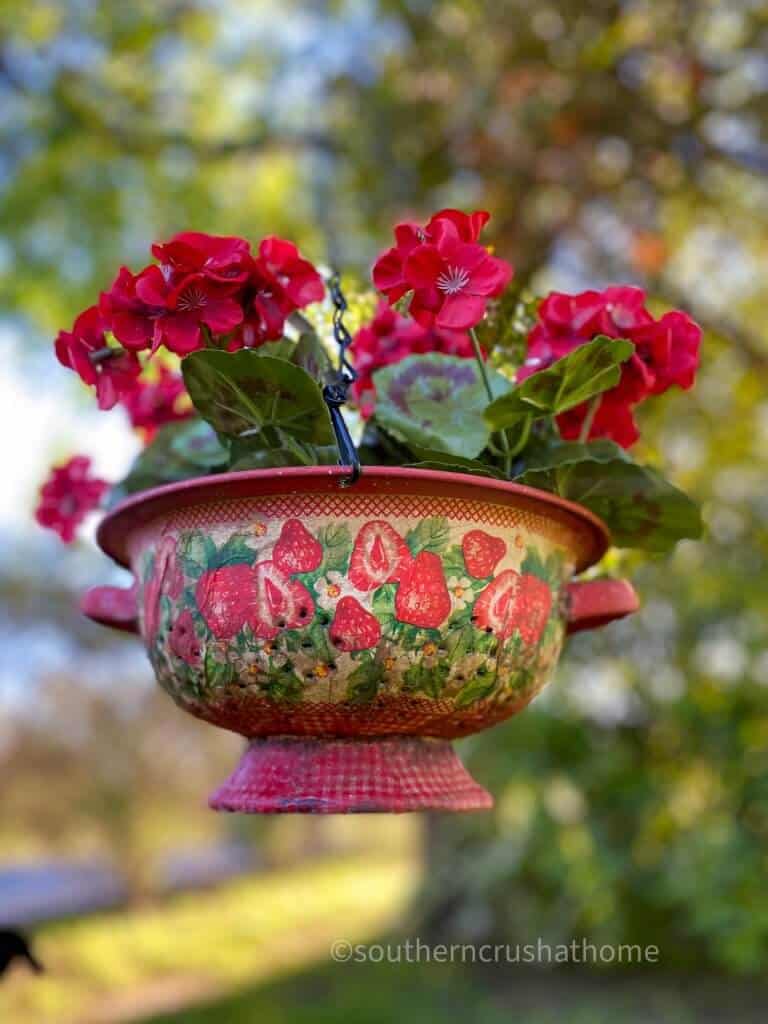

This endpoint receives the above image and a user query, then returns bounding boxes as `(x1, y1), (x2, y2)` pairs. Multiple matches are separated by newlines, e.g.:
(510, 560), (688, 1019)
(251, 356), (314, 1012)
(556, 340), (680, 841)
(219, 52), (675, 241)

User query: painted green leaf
(372, 354), (510, 459)
(518, 457), (703, 552)
(178, 531), (217, 577)
(372, 583), (397, 617)
(520, 547), (565, 585)
(209, 532), (258, 569)
(484, 336), (634, 429)
(203, 650), (235, 689)
(261, 667), (303, 703)
(442, 544), (467, 579)
(406, 516), (450, 555)
(182, 350), (335, 445)
(455, 675), (497, 707)
(346, 655), (384, 704)
(317, 522), (353, 574)
(403, 661), (445, 698)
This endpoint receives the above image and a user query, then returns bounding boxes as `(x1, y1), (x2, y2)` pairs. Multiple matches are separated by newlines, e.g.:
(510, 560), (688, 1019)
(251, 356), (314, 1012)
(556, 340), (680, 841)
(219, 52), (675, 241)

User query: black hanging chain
(323, 271), (361, 486)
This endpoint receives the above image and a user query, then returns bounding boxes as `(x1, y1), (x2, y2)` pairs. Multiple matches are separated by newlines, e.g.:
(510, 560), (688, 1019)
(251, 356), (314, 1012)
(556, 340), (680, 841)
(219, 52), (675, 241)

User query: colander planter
(82, 466), (638, 813)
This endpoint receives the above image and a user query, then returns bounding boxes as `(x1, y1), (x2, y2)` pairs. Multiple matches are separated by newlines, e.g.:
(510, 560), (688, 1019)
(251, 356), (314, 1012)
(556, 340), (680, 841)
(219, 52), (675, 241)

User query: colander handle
(81, 583), (139, 634)
(565, 579), (639, 634)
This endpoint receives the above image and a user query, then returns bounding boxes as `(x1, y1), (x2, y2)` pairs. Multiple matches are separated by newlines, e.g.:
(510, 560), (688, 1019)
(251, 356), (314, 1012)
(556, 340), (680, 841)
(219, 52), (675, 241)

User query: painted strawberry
(272, 519), (322, 575)
(168, 609), (202, 666)
(515, 574), (553, 645)
(249, 560), (315, 640)
(473, 570), (552, 644)
(329, 596), (381, 651)
(196, 563), (255, 639)
(348, 520), (412, 591)
(394, 551), (452, 629)
(462, 529), (507, 579)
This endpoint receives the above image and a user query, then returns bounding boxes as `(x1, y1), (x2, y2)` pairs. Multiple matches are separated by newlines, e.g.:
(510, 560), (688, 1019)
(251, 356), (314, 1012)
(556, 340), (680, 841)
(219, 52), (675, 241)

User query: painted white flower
(313, 570), (356, 611)
(419, 640), (442, 669)
(447, 575), (473, 612)
(378, 641), (412, 681)
(236, 641), (288, 679)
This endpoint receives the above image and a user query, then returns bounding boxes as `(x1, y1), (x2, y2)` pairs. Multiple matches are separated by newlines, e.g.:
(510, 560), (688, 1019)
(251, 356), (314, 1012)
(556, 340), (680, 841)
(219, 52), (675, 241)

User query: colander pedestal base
(208, 735), (493, 814)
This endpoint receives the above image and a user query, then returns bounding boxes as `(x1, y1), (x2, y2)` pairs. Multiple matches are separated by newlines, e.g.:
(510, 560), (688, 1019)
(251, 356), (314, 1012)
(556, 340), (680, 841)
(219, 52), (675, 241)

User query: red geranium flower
(99, 267), (159, 351)
(257, 236), (325, 308)
(134, 266), (244, 355)
(35, 456), (108, 543)
(231, 257), (293, 350)
(519, 286), (702, 448)
(151, 231), (251, 284)
(230, 238), (325, 350)
(55, 305), (142, 410)
(404, 223), (513, 329)
(373, 208), (491, 303)
(350, 300), (475, 417)
(121, 366), (192, 442)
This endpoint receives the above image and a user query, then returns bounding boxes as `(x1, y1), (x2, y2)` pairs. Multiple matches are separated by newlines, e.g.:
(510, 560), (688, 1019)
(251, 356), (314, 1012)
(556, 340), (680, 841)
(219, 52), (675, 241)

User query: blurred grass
(144, 960), (767, 1024)
(0, 851), (418, 1024)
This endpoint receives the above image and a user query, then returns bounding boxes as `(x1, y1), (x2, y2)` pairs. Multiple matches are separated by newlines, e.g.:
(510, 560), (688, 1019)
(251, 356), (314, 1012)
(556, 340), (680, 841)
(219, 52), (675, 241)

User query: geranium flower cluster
(34, 456), (108, 543)
(55, 230), (325, 413)
(43, 231), (325, 541)
(121, 365), (192, 442)
(518, 286), (702, 447)
(350, 300), (475, 418)
(36, 211), (704, 547)
(373, 208), (512, 330)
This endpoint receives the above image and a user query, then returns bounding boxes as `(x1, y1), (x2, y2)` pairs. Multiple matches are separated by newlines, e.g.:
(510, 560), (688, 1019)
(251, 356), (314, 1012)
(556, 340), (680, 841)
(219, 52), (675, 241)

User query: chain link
(323, 271), (361, 486)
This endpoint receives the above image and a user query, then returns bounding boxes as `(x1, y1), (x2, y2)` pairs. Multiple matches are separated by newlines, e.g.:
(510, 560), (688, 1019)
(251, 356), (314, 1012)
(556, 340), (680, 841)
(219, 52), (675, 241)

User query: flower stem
(578, 396), (601, 443)
(470, 327), (515, 477)
(507, 414), (532, 460)
(88, 347), (119, 365)
(469, 327), (494, 403)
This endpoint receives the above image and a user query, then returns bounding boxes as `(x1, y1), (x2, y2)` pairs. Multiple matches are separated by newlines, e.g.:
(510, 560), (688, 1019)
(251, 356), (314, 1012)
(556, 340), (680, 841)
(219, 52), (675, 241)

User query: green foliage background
(2, 0), (767, 979)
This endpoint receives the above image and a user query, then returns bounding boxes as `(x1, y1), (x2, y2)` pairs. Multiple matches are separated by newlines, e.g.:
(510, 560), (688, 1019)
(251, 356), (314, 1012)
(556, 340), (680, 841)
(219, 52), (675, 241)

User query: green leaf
(111, 421), (218, 503)
(484, 336), (634, 429)
(406, 516), (450, 555)
(292, 332), (333, 380)
(251, 339), (297, 360)
(169, 419), (229, 469)
(519, 457), (703, 552)
(407, 448), (506, 480)
(229, 433), (337, 470)
(514, 439), (631, 484)
(372, 354), (510, 459)
(182, 350), (335, 445)
(473, 284), (538, 362)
